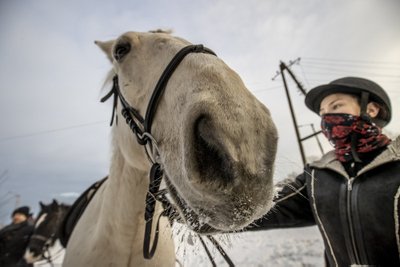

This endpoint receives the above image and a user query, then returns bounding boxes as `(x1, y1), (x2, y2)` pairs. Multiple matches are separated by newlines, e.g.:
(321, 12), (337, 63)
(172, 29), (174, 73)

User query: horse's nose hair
(193, 116), (235, 186)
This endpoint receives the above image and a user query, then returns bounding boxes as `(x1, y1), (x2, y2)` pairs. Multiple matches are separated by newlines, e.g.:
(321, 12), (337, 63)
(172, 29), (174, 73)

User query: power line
(251, 86), (282, 94)
(302, 71), (400, 83)
(301, 64), (400, 79)
(271, 58), (301, 81)
(302, 60), (400, 71)
(302, 57), (400, 67)
(0, 120), (107, 142)
(298, 63), (310, 88)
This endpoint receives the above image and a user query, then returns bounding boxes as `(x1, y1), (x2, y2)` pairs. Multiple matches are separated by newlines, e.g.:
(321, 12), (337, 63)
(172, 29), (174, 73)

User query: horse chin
(164, 173), (274, 234)
(164, 177), (220, 234)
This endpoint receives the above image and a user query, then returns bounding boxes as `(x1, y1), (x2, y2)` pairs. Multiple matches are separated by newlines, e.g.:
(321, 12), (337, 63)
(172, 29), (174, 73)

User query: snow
(33, 226), (324, 266)
(174, 225), (325, 267)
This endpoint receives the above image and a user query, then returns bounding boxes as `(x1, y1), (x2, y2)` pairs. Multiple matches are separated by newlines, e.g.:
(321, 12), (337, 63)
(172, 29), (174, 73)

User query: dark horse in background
(24, 200), (70, 266)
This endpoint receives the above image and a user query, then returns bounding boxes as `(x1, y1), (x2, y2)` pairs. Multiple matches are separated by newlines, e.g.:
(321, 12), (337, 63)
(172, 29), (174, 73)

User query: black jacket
(249, 136), (400, 266)
(0, 220), (34, 267)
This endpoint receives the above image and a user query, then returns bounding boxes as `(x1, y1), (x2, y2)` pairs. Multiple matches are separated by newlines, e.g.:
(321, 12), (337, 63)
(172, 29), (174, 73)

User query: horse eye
(113, 41), (131, 61)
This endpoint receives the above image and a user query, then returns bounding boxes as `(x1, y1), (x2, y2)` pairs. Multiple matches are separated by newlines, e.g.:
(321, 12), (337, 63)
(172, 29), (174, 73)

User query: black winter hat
(12, 206), (32, 218)
(305, 77), (392, 126)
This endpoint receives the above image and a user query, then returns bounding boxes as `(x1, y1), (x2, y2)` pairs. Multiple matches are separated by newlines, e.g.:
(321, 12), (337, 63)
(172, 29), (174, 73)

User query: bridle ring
(140, 132), (161, 164)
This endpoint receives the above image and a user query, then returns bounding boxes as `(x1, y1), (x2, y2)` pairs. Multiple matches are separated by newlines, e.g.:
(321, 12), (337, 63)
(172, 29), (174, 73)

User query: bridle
(101, 44), (234, 266)
(29, 234), (63, 267)
(29, 233), (52, 257)
(29, 209), (65, 267)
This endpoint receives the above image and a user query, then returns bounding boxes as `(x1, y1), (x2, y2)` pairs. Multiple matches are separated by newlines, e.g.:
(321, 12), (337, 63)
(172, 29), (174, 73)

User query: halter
(30, 209), (65, 266)
(101, 44), (234, 266)
(29, 234), (58, 267)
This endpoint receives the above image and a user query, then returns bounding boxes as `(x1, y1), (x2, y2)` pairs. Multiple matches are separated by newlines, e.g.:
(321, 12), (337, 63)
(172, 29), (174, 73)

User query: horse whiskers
(275, 176), (309, 201)
(173, 222), (237, 267)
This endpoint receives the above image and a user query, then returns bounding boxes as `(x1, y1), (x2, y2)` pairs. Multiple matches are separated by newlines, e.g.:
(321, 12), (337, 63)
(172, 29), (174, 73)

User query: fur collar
(310, 135), (400, 177)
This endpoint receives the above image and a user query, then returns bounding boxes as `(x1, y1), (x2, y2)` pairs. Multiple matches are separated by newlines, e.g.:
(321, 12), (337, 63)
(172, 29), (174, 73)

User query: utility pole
(310, 124), (324, 155)
(15, 194), (20, 208)
(273, 58), (323, 166)
(279, 61), (306, 165)
(299, 123), (325, 156)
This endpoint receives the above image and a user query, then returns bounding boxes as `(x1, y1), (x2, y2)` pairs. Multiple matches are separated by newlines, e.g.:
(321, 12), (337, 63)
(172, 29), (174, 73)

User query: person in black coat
(246, 77), (400, 266)
(0, 206), (34, 267)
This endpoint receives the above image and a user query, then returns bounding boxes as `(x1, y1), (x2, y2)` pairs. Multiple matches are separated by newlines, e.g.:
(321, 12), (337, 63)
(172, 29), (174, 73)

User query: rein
(101, 44), (234, 266)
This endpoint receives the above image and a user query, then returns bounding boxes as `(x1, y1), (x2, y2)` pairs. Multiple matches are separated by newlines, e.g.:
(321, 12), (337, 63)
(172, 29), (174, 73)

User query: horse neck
(109, 146), (149, 206)
(52, 207), (69, 241)
(64, 144), (175, 266)
(99, 145), (152, 238)
(97, 146), (174, 263)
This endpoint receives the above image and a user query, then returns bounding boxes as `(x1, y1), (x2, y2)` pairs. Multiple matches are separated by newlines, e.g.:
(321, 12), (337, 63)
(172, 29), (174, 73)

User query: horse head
(96, 31), (278, 233)
(25, 199), (70, 263)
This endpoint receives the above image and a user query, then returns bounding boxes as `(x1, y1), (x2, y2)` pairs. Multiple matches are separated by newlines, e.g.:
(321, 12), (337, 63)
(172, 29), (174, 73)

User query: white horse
(63, 30), (278, 267)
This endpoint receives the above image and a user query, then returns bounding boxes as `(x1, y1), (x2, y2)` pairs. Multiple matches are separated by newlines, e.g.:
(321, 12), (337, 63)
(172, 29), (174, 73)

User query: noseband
(30, 234), (56, 267)
(101, 44), (217, 258)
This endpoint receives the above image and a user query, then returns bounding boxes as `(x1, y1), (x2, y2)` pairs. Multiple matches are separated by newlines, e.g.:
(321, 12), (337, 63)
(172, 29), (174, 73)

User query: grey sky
(0, 0), (399, 224)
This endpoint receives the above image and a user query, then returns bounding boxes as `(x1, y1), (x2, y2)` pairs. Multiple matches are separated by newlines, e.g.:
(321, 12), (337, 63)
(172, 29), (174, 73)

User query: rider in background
(247, 77), (400, 266)
(0, 206), (34, 267)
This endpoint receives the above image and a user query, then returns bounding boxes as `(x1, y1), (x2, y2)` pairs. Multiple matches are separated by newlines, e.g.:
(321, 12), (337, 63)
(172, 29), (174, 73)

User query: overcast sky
(0, 0), (399, 224)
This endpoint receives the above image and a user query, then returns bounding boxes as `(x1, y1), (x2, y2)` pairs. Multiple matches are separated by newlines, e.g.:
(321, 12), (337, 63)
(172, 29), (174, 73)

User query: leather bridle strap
(101, 44), (236, 266)
(101, 45), (216, 147)
(206, 235), (235, 266)
(140, 45), (216, 259)
(143, 44), (216, 134)
(30, 234), (49, 242)
(198, 236), (216, 266)
(198, 235), (235, 267)
(143, 163), (164, 258)
(42, 244), (55, 267)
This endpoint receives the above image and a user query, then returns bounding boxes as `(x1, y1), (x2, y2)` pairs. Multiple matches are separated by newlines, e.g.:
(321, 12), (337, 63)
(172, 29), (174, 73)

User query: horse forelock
(149, 29), (173, 34)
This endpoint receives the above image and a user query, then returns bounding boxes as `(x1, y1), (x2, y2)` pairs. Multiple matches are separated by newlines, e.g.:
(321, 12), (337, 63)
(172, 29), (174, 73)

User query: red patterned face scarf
(321, 113), (391, 162)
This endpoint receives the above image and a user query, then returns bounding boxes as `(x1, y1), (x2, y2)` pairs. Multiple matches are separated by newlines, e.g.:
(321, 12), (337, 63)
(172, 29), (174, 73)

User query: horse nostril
(194, 116), (234, 186)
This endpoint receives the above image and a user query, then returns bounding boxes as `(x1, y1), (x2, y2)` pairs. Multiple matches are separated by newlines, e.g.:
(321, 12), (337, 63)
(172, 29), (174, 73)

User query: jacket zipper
(347, 177), (361, 264)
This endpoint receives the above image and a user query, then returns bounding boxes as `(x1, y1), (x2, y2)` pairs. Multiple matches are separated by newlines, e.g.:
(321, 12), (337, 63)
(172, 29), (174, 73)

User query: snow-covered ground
(174, 225), (325, 267)
(33, 226), (324, 267)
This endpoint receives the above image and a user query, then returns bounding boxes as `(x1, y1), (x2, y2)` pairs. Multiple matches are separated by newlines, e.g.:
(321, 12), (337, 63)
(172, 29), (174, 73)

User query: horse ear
(95, 40), (115, 63)
(39, 201), (45, 209)
(52, 199), (58, 205)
